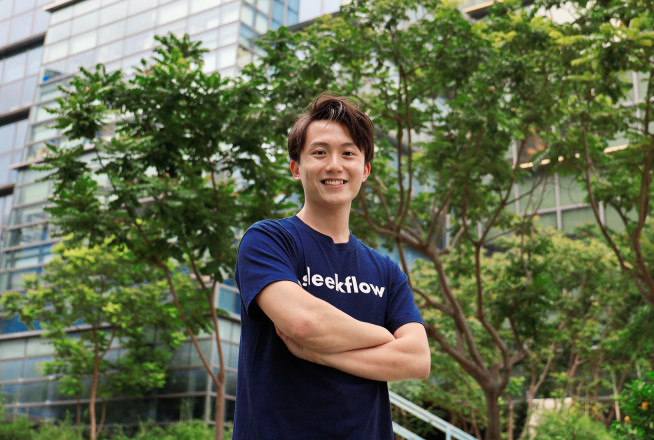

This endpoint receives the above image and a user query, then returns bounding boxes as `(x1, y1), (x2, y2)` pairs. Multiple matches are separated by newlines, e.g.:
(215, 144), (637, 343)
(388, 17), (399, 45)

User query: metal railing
(390, 391), (479, 440)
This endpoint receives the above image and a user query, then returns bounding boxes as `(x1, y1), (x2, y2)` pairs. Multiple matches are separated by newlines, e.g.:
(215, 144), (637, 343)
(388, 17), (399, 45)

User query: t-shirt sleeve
(235, 221), (300, 320)
(385, 261), (423, 334)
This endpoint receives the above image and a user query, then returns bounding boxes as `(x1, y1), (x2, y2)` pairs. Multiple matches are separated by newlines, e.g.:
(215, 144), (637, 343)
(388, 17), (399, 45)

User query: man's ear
(290, 160), (301, 181)
(362, 162), (371, 182)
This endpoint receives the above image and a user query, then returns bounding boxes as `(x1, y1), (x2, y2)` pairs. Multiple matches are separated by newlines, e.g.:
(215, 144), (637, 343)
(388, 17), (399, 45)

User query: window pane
(50, 7), (72, 25)
(127, 10), (156, 36)
(241, 5), (255, 26)
(222, 2), (239, 23)
(158, 0), (188, 25)
(14, 181), (51, 205)
(20, 381), (49, 402)
(0, 359), (23, 381)
(273, 1), (284, 22)
(71, 10), (99, 35)
(218, 22), (238, 46)
(217, 45), (236, 69)
(98, 20), (126, 45)
(0, 154), (11, 183)
(46, 21), (72, 44)
(10, 203), (48, 225)
(129, 0), (157, 15)
(287, 8), (298, 25)
(123, 31), (154, 57)
(99, 0), (128, 26)
(44, 40), (68, 63)
(0, 0), (11, 21)
(0, 339), (25, 359)
(23, 356), (52, 379)
(558, 174), (584, 206)
(26, 338), (54, 356)
(0, 82), (22, 113)
(21, 75), (37, 107)
(562, 207), (594, 234)
(188, 8), (221, 35)
(96, 39), (124, 63)
(0, 123), (16, 154)
(3, 52), (27, 83)
(257, 0), (271, 13)
(26, 47), (43, 76)
(6, 223), (51, 247)
(255, 12), (267, 33)
(9, 11), (33, 43)
(14, 120), (28, 150)
(70, 30), (97, 55)
(191, 0), (222, 14)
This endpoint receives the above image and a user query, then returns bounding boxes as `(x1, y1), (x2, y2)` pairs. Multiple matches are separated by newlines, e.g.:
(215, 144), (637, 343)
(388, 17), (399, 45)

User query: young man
(234, 94), (430, 439)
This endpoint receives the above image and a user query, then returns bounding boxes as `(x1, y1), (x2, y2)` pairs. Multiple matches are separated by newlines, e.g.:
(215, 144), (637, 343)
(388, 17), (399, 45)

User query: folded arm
(256, 280), (395, 353)
(277, 322), (431, 382)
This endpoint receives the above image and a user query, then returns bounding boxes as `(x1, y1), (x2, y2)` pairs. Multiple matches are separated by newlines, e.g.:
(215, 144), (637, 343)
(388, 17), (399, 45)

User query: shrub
(612, 373), (654, 440)
(532, 407), (614, 440)
(0, 415), (33, 440)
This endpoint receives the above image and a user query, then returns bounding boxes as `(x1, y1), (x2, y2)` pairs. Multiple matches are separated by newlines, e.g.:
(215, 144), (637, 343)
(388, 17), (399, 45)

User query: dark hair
(288, 93), (374, 163)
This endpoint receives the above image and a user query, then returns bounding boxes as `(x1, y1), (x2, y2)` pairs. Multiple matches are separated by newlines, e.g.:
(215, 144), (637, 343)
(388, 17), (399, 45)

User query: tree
(538, 0), (654, 308)
(251, 1), (569, 438)
(0, 240), (186, 440)
(42, 34), (289, 440)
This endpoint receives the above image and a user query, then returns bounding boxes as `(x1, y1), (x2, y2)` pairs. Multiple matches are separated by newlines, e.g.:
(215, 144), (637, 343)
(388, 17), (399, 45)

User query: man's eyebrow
(309, 141), (358, 148)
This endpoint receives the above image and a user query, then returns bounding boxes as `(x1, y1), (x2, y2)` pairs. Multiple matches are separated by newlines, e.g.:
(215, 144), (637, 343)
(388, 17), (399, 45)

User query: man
(234, 94), (430, 439)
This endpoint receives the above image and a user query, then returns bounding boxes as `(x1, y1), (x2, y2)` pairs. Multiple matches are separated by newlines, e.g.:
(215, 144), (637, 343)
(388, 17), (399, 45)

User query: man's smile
(322, 179), (348, 185)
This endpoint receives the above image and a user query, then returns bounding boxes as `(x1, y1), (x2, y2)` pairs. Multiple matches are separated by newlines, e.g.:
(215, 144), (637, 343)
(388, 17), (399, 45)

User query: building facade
(0, 0), (341, 426)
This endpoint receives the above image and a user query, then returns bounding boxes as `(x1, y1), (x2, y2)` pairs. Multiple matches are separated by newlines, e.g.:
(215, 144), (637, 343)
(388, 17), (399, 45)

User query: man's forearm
(258, 280), (394, 353)
(278, 322), (431, 381)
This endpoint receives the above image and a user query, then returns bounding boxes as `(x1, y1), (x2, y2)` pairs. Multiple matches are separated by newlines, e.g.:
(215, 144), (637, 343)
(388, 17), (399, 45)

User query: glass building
(0, 0), (341, 426)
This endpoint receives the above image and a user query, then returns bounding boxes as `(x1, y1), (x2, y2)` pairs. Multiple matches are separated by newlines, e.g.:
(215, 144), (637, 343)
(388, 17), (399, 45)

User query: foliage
(0, 240), (185, 440)
(111, 420), (215, 440)
(0, 414), (34, 440)
(535, 0), (654, 308)
(252, 1), (571, 438)
(250, 0), (654, 437)
(45, 33), (289, 439)
(0, 408), (221, 440)
(531, 407), (614, 440)
(611, 373), (654, 440)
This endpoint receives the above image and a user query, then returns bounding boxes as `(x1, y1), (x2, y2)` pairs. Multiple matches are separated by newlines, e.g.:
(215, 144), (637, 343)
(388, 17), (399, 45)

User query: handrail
(390, 391), (479, 440)
(392, 421), (426, 440)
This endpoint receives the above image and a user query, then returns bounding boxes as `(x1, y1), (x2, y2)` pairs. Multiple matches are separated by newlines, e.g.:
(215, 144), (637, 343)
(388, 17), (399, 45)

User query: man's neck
(296, 204), (351, 244)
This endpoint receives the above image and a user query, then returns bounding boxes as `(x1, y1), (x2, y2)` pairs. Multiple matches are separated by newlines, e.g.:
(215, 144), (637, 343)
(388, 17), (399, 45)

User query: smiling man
(233, 94), (430, 439)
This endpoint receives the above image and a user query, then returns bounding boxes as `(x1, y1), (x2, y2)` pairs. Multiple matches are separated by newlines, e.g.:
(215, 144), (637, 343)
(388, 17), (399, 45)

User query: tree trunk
(90, 353), (100, 440)
(214, 379), (225, 440)
(506, 395), (514, 440)
(76, 395), (81, 427)
(484, 389), (502, 440)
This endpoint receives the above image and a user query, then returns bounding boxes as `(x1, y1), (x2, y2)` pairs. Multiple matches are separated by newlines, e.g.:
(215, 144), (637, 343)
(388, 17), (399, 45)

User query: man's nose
(325, 154), (343, 172)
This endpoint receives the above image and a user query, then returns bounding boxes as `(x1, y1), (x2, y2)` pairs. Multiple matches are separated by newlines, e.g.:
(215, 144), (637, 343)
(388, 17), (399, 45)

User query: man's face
(290, 120), (371, 210)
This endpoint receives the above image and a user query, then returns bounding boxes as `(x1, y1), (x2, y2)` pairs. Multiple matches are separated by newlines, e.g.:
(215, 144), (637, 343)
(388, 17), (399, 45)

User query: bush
(109, 420), (216, 440)
(532, 407), (614, 440)
(0, 415), (34, 440)
(611, 373), (654, 440)
(32, 419), (83, 440)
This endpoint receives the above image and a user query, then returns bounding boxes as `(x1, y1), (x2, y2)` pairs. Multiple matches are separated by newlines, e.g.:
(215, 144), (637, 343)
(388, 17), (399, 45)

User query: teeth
(324, 180), (345, 185)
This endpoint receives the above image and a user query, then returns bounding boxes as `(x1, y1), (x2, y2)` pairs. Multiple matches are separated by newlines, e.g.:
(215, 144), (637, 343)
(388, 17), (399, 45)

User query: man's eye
(343, 151), (355, 156)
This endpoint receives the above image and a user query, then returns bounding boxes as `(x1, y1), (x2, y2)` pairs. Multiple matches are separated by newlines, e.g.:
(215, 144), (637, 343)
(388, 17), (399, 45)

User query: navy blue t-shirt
(233, 216), (422, 439)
